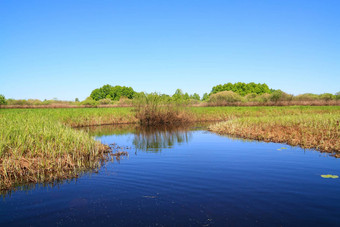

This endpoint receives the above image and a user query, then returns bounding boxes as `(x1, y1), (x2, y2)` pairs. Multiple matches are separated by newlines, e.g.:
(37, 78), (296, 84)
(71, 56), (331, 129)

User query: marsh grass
(209, 113), (340, 153)
(133, 93), (192, 125)
(0, 111), (128, 191)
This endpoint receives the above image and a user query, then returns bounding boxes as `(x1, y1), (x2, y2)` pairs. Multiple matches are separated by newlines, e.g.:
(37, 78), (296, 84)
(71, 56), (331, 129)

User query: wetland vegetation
(1, 83), (340, 192)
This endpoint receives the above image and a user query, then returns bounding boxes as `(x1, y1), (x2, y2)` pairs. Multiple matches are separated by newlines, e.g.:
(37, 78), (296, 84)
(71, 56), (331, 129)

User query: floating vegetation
(277, 147), (288, 151)
(321, 175), (339, 179)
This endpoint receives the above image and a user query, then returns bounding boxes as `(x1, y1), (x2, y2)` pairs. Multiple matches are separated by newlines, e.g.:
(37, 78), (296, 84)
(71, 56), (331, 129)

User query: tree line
(1, 82), (340, 106)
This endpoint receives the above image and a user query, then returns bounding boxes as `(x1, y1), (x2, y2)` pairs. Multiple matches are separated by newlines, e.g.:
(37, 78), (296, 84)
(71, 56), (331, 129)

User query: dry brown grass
(209, 113), (340, 154)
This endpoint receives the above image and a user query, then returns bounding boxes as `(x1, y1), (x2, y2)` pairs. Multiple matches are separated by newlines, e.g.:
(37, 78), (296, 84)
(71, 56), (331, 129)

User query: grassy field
(0, 106), (339, 190)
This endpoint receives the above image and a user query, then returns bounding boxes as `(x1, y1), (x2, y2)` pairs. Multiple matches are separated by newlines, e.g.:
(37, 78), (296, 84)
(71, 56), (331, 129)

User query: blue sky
(1, 0), (339, 100)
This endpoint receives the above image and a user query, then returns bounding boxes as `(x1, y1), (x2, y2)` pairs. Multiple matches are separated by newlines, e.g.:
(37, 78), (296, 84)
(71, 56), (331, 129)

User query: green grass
(0, 110), (111, 190)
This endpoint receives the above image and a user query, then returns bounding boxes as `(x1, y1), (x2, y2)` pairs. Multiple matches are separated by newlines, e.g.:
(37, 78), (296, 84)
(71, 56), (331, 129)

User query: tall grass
(133, 93), (191, 125)
(0, 111), (111, 190)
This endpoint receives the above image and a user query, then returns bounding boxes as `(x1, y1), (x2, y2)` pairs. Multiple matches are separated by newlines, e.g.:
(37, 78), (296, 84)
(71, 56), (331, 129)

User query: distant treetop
(211, 82), (272, 96)
(0, 94), (7, 105)
(90, 84), (136, 101)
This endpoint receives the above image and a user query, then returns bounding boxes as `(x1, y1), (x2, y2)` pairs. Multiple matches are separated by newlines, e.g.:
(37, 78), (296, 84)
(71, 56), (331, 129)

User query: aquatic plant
(321, 174), (339, 179)
(133, 92), (192, 125)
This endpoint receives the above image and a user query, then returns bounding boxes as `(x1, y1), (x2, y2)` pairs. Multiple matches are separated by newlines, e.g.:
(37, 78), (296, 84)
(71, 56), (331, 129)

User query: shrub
(319, 93), (335, 101)
(336, 92), (340, 100)
(7, 99), (28, 105)
(27, 99), (43, 105)
(208, 91), (243, 105)
(294, 93), (320, 101)
(244, 93), (258, 102)
(255, 93), (271, 103)
(81, 97), (98, 107)
(118, 96), (133, 105)
(270, 90), (293, 102)
(98, 98), (112, 105)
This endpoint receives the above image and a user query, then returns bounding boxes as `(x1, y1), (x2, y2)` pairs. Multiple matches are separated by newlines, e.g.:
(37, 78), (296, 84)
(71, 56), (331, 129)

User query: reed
(133, 93), (191, 125)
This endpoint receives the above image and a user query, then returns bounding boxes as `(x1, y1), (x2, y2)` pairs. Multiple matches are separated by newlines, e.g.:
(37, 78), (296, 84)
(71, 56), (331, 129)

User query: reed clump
(209, 113), (340, 153)
(133, 93), (192, 125)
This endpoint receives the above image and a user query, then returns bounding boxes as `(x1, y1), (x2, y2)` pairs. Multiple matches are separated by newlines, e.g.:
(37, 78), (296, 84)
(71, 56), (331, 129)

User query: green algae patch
(321, 174), (339, 179)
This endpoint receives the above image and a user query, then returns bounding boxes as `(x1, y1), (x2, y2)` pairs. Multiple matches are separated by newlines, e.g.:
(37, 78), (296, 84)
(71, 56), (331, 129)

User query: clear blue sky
(1, 0), (339, 100)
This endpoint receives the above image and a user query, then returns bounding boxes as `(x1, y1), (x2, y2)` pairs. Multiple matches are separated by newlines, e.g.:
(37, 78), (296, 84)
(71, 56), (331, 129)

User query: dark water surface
(1, 124), (340, 226)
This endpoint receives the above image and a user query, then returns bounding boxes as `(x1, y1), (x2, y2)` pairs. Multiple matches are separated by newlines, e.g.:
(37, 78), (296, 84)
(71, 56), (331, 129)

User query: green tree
(0, 94), (7, 105)
(202, 93), (209, 101)
(183, 92), (190, 100)
(172, 89), (184, 101)
(75, 98), (79, 102)
(335, 92), (340, 100)
(190, 93), (200, 100)
(211, 82), (272, 96)
(90, 85), (136, 101)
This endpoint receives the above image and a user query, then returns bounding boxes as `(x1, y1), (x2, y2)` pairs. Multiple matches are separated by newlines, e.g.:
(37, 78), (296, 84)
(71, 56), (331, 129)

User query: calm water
(1, 124), (340, 226)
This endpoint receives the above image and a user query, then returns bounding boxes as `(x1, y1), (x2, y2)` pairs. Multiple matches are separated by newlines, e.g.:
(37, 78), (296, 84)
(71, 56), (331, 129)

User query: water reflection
(133, 125), (192, 153)
(85, 123), (209, 153)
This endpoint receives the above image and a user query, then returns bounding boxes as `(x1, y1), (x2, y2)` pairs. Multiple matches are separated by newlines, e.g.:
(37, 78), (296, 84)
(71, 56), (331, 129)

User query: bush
(81, 97), (98, 107)
(319, 93), (335, 101)
(270, 90), (293, 102)
(254, 93), (271, 103)
(208, 91), (243, 105)
(98, 98), (112, 105)
(244, 93), (258, 102)
(27, 99), (43, 105)
(7, 99), (28, 105)
(117, 96), (132, 105)
(294, 93), (320, 101)
(336, 92), (340, 100)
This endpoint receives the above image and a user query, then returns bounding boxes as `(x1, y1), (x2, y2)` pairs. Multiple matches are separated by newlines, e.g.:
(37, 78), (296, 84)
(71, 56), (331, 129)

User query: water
(1, 124), (340, 226)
